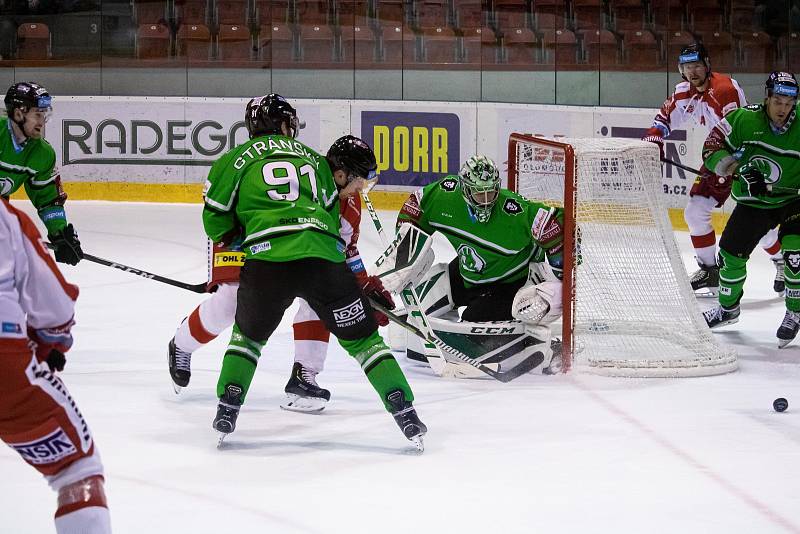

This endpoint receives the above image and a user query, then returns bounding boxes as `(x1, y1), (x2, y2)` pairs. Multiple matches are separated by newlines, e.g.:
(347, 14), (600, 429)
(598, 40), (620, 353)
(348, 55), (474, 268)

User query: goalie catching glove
(512, 281), (563, 325)
(371, 223), (435, 293)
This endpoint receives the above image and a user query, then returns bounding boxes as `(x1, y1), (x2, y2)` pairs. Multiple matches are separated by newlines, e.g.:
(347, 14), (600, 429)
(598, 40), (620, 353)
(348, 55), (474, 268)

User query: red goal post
(507, 133), (737, 378)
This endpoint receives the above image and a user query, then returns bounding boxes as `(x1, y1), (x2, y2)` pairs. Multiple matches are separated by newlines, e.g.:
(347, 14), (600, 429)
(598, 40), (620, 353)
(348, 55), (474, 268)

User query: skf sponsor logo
(214, 252), (245, 267)
(11, 428), (77, 465)
(333, 299), (366, 327)
(600, 125), (689, 179)
(362, 111), (460, 186)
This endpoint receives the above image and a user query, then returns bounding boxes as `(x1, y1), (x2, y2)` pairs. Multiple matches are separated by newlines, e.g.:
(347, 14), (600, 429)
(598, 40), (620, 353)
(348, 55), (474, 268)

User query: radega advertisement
(361, 111), (460, 187)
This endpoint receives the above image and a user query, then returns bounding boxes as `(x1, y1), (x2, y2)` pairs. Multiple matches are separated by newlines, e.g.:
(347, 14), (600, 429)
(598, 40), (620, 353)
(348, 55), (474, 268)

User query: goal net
(508, 134), (737, 377)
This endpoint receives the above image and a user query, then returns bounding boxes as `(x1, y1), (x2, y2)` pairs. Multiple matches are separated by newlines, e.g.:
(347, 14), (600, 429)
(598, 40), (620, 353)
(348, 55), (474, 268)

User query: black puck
(773, 398), (789, 412)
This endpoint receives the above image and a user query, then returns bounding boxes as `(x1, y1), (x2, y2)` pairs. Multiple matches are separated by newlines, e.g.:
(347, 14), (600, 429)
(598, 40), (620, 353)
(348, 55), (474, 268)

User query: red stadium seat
(621, 29), (660, 68)
(419, 26), (458, 63)
(572, 0), (605, 31)
(176, 24), (213, 60)
(609, 0), (646, 31)
(781, 32), (800, 72)
(583, 28), (619, 66)
(730, 0), (758, 33)
(738, 31), (775, 73)
(255, 0), (291, 26)
(216, 0), (250, 25)
(540, 27), (578, 65)
(533, 10), (567, 31)
(295, 1), (331, 25)
(453, 0), (487, 29)
(16, 22), (50, 60)
(649, 0), (687, 31)
(493, 0), (530, 31)
(299, 24), (337, 62)
(380, 24), (417, 65)
(133, 0), (169, 24)
(460, 26), (499, 64)
(697, 31), (734, 72)
(136, 23), (171, 58)
(218, 24), (253, 60)
(340, 24), (380, 66)
(687, 2), (723, 33)
(415, 0), (450, 28)
(533, 0), (567, 17)
(175, 0), (210, 25)
(259, 23), (296, 65)
(662, 29), (696, 64)
(376, 0), (409, 25)
(503, 26), (537, 65)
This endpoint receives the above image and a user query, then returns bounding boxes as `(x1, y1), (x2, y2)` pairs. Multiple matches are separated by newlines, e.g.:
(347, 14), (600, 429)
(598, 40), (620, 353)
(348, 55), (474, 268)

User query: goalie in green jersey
(702, 71), (800, 348)
(1, 82), (83, 265)
(374, 155), (565, 378)
(202, 95), (426, 450)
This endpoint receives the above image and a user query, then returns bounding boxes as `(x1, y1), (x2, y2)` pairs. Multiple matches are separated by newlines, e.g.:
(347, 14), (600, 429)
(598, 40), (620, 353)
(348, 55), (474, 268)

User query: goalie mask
(459, 155), (500, 223)
(245, 93), (304, 139)
(326, 135), (378, 184)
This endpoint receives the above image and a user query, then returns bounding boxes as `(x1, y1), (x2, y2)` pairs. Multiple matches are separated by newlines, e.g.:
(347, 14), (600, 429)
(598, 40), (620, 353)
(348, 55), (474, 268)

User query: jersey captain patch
(440, 178), (458, 192)
(502, 198), (523, 215)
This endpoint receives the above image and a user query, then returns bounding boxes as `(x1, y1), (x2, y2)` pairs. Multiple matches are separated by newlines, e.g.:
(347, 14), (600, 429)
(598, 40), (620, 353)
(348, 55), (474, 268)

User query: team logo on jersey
(785, 250), (800, 275)
(502, 198), (523, 215)
(10, 428), (77, 466)
(0, 177), (13, 196)
(440, 178), (458, 192)
(333, 298), (366, 327)
(457, 244), (486, 273)
(748, 156), (782, 185)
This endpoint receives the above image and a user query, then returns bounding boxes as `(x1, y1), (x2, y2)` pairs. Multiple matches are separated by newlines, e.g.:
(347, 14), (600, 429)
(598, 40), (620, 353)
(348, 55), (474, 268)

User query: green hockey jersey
(203, 135), (345, 263)
(0, 117), (67, 234)
(705, 103), (800, 208)
(397, 176), (564, 286)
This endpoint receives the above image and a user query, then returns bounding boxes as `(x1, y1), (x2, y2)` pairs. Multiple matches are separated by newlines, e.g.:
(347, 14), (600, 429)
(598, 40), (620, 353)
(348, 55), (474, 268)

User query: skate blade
(171, 382), (183, 395)
(778, 338), (796, 349)
(280, 394), (327, 413)
(409, 435), (424, 453)
(694, 287), (719, 298)
(709, 317), (739, 329)
(216, 431), (228, 449)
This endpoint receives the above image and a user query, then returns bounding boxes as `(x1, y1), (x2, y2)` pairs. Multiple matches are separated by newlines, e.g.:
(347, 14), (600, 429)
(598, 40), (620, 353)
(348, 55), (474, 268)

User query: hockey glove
(642, 127), (665, 159)
(361, 275), (395, 327)
(736, 161), (769, 197)
(48, 224), (83, 265)
(28, 321), (74, 364)
(45, 349), (67, 373)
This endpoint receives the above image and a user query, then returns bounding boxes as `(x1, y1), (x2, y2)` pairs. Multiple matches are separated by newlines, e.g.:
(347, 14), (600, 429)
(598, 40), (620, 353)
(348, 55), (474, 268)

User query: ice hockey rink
(3, 200), (800, 534)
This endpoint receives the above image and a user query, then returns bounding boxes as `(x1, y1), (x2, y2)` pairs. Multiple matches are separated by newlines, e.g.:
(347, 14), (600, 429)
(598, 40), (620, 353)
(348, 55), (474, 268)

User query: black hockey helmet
(766, 71), (799, 99)
(326, 135), (377, 182)
(244, 93), (303, 139)
(678, 43), (710, 80)
(4, 81), (52, 117)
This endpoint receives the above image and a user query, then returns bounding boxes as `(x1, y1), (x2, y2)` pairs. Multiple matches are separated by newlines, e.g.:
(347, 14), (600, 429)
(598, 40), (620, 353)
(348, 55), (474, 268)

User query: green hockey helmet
(459, 155), (500, 223)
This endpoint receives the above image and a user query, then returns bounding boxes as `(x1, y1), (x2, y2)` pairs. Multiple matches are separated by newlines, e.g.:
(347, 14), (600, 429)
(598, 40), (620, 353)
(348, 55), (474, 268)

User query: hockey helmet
(326, 135), (377, 183)
(4, 81), (52, 118)
(245, 93), (304, 139)
(678, 43), (710, 81)
(766, 71), (799, 99)
(459, 155), (500, 223)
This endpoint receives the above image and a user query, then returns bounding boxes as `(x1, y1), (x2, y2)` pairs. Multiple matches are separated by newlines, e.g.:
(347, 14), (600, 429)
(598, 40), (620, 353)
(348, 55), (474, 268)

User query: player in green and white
(1, 82), (83, 264)
(702, 71), (800, 347)
(203, 95), (426, 449)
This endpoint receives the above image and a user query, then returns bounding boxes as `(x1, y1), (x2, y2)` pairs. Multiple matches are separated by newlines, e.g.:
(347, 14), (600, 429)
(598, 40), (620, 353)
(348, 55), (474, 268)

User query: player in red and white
(167, 136), (379, 412)
(642, 43), (783, 297)
(0, 198), (111, 534)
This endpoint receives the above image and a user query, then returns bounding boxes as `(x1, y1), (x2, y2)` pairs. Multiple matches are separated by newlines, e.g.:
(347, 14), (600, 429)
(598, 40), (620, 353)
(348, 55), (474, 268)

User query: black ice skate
(386, 389), (427, 453)
(168, 337), (192, 394)
(773, 258), (786, 295)
(689, 264), (720, 298)
(777, 311), (800, 348)
(280, 362), (331, 413)
(703, 305), (740, 329)
(213, 383), (244, 447)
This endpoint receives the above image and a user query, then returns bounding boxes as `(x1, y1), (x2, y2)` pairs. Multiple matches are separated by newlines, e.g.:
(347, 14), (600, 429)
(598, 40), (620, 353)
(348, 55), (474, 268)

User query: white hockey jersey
(652, 72), (747, 137)
(0, 199), (78, 343)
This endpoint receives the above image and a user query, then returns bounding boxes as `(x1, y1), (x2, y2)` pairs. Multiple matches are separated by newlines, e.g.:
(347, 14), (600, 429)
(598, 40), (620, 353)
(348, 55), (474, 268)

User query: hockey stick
(45, 243), (208, 293)
(660, 157), (800, 193)
(360, 190), (541, 382)
(368, 298), (539, 383)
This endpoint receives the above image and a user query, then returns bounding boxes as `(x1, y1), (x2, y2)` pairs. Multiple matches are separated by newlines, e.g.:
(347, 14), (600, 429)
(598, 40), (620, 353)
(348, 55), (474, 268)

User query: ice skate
(280, 362), (331, 413)
(168, 337), (192, 394)
(386, 390), (427, 453)
(773, 258), (786, 295)
(543, 337), (563, 375)
(777, 311), (800, 348)
(213, 383), (243, 447)
(703, 305), (740, 329)
(689, 264), (720, 298)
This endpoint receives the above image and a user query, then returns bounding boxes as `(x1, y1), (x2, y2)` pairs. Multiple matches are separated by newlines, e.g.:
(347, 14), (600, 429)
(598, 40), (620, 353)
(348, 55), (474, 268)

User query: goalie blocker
(372, 224), (562, 378)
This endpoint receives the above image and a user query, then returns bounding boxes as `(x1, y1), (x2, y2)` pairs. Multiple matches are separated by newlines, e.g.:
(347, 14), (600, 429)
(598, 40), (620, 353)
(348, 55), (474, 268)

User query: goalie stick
(661, 157), (799, 194)
(360, 190), (544, 382)
(45, 243), (207, 293)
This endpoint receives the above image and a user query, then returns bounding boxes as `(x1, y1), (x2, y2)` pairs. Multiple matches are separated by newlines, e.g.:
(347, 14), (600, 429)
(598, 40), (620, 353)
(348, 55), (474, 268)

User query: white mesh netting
(511, 136), (737, 377)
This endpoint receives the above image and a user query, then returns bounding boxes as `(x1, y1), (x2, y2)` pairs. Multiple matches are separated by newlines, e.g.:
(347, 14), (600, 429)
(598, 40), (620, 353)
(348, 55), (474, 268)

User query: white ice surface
(3, 201), (800, 534)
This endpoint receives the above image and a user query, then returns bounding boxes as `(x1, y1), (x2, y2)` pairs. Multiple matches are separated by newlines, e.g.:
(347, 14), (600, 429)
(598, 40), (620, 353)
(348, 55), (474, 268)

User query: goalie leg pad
(412, 262), (455, 318)
(512, 281), (563, 325)
(371, 223), (435, 293)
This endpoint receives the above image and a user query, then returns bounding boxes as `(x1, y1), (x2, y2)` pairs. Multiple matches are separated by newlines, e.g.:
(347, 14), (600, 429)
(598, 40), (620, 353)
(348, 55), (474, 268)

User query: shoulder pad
(439, 177), (458, 192)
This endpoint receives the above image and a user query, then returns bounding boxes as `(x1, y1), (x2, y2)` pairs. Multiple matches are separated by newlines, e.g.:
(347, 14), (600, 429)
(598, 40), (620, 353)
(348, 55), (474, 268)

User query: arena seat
(176, 23), (213, 60)
(376, 0), (409, 25)
(687, 0), (724, 33)
(493, 0), (530, 31)
(583, 28), (619, 66)
(255, 0), (292, 26)
(340, 23), (380, 66)
(16, 22), (51, 60)
(662, 29), (696, 63)
(417, 26), (458, 63)
(298, 24), (337, 62)
(503, 26), (537, 64)
(540, 27), (578, 65)
(133, 0), (170, 24)
(136, 23), (171, 58)
(649, 0), (687, 31)
(696, 30), (734, 72)
(175, 0), (210, 25)
(259, 23), (297, 65)
(295, 0), (332, 25)
(460, 26), (499, 64)
(571, 0), (606, 31)
(738, 31), (775, 73)
(215, 0), (250, 25)
(453, 0), (487, 29)
(217, 24), (254, 60)
(621, 29), (660, 68)
(609, 0), (646, 31)
(414, 0), (451, 29)
(532, 10), (567, 31)
(380, 24), (418, 64)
